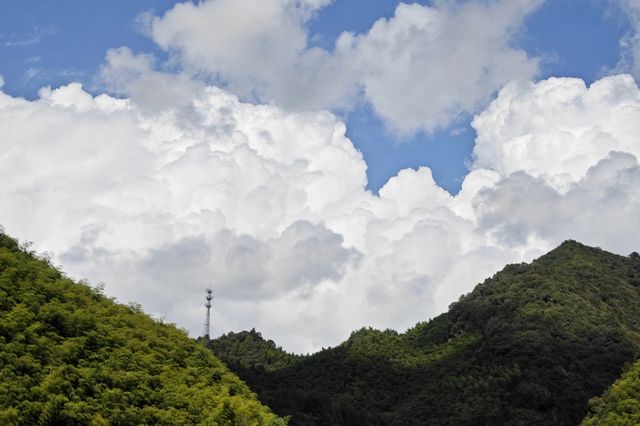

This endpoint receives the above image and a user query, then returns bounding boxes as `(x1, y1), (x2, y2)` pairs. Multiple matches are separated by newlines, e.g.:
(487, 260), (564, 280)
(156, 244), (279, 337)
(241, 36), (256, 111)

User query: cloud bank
(3, 0), (640, 352)
(2, 69), (640, 352)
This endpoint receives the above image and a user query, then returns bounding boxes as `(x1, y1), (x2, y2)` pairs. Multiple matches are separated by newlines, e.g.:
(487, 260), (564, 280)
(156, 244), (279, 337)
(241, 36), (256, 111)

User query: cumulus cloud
(477, 152), (640, 250)
(149, 0), (351, 110)
(2, 72), (640, 352)
(472, 74), (640, 191)
(100, 47), (206, 113)
(0, 75), (374, 352)
(336, 0), (541, 133)
(470, 74), (640, 256)
(147, 0), (541, 133)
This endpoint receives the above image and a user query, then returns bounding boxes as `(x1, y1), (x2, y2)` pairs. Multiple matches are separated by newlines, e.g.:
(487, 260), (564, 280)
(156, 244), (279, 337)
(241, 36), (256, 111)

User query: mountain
(210, 241), (640, 425)
(0, 232), (286, 425)
(210, 329), (301, 373)
(582, 353), (640, 425)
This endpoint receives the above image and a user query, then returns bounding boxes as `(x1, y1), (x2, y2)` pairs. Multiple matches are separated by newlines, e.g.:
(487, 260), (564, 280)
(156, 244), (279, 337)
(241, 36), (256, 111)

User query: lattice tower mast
(204, 288), (213, 340)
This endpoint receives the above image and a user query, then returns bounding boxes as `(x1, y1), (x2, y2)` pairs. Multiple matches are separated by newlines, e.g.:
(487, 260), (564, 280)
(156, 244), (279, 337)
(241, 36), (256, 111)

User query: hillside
(211, 241), (640, 425)
(210, 329), (301, 373)
(0, 232), (286, 425)
(582, 356), (640, 425)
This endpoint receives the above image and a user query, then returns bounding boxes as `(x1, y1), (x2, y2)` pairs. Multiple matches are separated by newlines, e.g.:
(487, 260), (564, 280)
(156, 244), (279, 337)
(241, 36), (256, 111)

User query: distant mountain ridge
(0, 232), (286, 425)
(211, 241), (640, 425)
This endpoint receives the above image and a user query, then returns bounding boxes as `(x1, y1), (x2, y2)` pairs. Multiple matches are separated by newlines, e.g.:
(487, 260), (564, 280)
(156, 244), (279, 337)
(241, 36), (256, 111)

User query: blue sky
(0, 0), (633, 194)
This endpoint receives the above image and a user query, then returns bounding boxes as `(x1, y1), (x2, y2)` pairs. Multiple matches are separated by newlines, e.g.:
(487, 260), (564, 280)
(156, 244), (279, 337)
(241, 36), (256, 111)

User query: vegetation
(5, 226), (639, 425)
(582, 357), (640, 425)
(210, 329), (301, 373)
(211, 241), (640, 425)
(0, 232), (286, 425)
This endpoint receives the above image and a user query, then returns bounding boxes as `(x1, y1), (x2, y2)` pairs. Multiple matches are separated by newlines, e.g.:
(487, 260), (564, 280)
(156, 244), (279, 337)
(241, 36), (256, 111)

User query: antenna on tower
(203, 288), (213, 342)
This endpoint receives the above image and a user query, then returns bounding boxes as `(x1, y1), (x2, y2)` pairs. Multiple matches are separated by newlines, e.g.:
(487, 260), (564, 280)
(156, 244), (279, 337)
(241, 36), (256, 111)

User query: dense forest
(0, 232), (286, 425)
(582, 355), (640, 425)
(209, 329), (301, 373)
(211, 241), (640, 425)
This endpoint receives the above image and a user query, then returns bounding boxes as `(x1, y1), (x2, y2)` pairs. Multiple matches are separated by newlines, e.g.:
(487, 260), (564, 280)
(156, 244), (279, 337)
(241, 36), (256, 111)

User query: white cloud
(0, 74), (374, 352)
(477, 152), (640, 251)
(2, 72), (640, 353)
(337, 0), (541, 133)
(470, 73), (640, 256)
(616, 0), (640, 80)
(472, 74), (640, 191)
(147, 0), (541, 133)
(149, 0), (350, 110)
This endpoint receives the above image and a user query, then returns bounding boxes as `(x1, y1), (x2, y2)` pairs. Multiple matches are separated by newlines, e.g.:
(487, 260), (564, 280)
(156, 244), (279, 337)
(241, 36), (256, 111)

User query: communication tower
(203, 288), (213, 340)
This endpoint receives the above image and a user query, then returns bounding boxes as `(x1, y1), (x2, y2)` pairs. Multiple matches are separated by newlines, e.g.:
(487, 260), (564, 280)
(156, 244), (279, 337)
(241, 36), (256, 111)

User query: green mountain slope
(0, 232), (286, 426)
(210, 329), (301, 373)
(582, 356), (640, 425)
(211, 241), (640, 425)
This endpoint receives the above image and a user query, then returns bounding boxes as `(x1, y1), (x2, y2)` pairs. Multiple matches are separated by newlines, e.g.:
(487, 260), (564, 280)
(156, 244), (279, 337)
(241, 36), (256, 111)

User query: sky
(1, 0), (640, 353)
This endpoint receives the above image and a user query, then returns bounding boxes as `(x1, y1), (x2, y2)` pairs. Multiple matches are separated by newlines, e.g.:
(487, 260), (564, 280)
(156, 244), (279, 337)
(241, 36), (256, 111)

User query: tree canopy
(211, 241), (640, 425)
(582, 356), (640, 425)
(0, 232), (286, 426)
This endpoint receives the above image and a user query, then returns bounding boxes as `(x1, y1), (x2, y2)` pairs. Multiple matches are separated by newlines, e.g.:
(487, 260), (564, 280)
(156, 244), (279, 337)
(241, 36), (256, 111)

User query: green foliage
(582, 359), (640, 425)
(209, 329), (301, 373)
(0, 232), (284, 425)
(581, 252), (640, 426)
(212, 240), (640, 425)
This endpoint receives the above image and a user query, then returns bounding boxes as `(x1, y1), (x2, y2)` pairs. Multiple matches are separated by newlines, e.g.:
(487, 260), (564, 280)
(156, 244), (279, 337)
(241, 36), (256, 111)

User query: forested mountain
(582, 356), (640, 425)
(0, 232), (285, 425)
(210, 329), (301, 373)
(211, 241), (640, 425)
